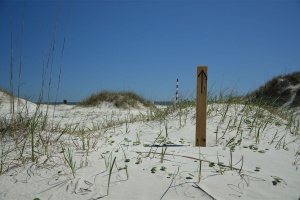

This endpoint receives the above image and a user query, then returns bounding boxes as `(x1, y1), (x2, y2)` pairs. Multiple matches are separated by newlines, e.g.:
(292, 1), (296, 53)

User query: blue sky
(0, 0), (299, 102)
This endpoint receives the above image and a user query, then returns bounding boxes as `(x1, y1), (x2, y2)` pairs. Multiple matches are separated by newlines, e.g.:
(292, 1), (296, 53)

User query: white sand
(0, 92), (299, 200)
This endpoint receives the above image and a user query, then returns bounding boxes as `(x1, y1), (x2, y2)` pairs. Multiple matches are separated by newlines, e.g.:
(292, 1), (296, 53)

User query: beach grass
(78, 90), (154, 108)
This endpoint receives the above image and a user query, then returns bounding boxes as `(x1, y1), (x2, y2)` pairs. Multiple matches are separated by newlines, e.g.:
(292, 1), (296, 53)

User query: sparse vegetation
(247, 71), (300, 108)
(78, 90), (154, 108)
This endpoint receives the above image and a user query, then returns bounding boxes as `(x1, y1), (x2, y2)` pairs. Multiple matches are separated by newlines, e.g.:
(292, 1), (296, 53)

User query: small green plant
(135, 157), (142, 164)
(226, 136), (236, 149)
(216, 152), (225, 174)
(270, 130), (278, 144)
(160, 166), (167, 171)
(160, 147), (167, 163)
(220, 102), (230, 123)
(151, 167), (157, 173)
(275, 121), (281, 126)
(186, 174), (193, 179)
(275, 134), (286, 150)
(249, 144), (258, 151)
(236, 115), (244, 136)
(62, 148), (76, 178)
(219, 117), (232, 140)
(292, 148), (300, 169)
(125, 164), (129, 179)
(133, 141), (140, 146)
(229, 148), (233, 170)
(271, 176), (285, 186)
(285, 112), (300, 135)
(119, 164), (129, 179)
(119, 144), (128, 161)
(27, 111), (41, 162)
(147, 131), (163, 157)
(258, 150), (266, 153)
(124, 137), (131, 146)
(104, 155), (109, 170)
(254, 167), (261, 172)
(179, 138), (185, 144)
(133, 131), (141, 145)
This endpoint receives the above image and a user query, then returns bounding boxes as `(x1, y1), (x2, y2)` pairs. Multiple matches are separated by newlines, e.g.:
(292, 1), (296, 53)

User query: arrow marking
(198, 70), (207, 94)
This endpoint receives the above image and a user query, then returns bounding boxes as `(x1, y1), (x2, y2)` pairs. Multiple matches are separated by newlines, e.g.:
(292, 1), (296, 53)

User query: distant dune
(247, 71), (300, 109)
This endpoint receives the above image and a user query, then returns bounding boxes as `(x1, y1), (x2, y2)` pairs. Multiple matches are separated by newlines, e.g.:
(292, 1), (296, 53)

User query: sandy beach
(0, 91), (299, 200)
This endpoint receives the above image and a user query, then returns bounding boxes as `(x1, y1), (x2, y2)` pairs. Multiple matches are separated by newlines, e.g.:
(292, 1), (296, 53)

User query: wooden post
(196, 66), (207, 147)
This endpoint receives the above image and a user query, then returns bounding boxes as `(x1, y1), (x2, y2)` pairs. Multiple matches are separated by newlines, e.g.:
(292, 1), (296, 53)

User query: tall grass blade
(17, 0), (26, 109)
(107, 156), (116, 195)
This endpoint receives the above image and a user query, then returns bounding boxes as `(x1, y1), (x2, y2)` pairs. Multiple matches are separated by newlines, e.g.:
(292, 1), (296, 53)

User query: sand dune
(0, 91), (299, 200)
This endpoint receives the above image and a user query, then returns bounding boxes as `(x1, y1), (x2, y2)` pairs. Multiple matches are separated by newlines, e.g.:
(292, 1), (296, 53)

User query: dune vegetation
(78, 90), (154, 108)
(247, 71), (300, 108)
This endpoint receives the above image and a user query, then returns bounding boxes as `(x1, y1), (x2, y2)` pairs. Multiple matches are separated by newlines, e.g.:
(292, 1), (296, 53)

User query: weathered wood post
(196, 66), (207, 147)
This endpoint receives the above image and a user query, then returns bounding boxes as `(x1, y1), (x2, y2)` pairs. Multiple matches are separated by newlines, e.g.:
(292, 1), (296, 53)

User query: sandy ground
(0, 92), (299, 200)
